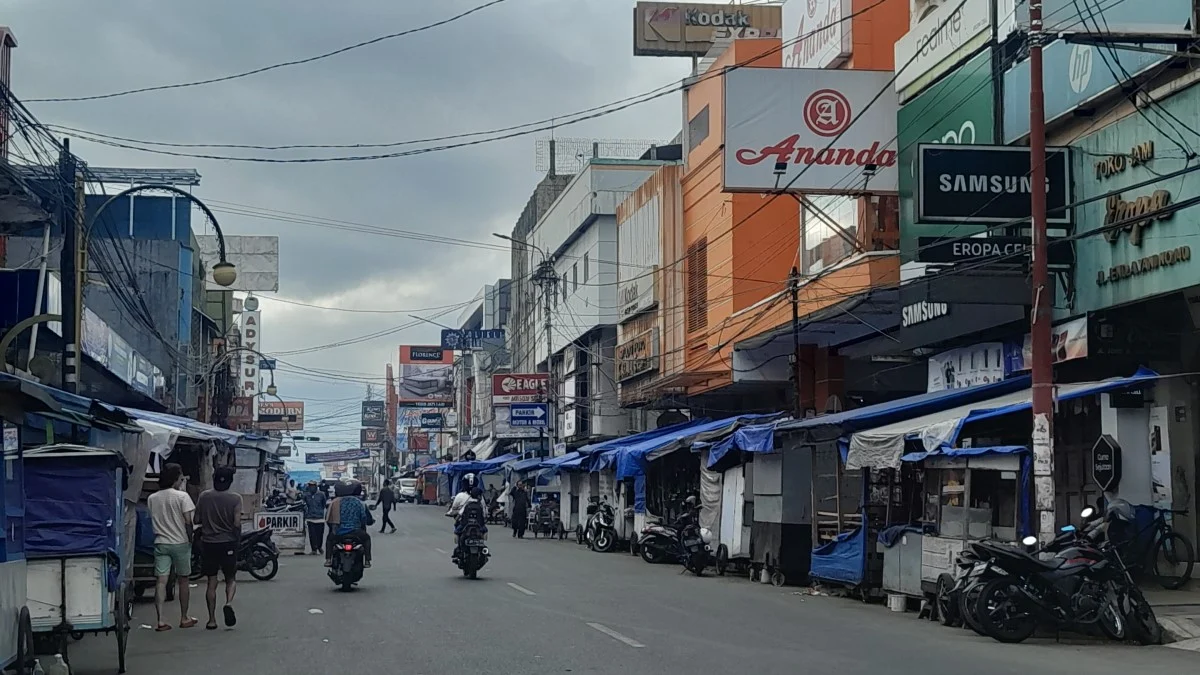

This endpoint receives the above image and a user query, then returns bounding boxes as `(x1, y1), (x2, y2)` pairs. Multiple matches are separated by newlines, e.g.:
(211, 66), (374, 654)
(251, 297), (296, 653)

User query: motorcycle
(638, 513), (711, 575)
(584, 497), (617, 553)
(189, 526), (280, 582)
(456, 522), (491, 579)
(328, 533), (368, 591)
(971, 507), (1151, 644)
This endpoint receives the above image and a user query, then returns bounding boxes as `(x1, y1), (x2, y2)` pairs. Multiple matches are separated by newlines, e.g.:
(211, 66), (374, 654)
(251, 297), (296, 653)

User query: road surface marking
(586, 622), (645, 648)
(434, 547), (448, 555)
(507, 582), (537, 596)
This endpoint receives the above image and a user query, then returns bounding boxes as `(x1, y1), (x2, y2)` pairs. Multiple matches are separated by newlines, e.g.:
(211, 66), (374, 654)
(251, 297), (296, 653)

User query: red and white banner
(491, 373), (549, 404)
(723, 68), (899, 193)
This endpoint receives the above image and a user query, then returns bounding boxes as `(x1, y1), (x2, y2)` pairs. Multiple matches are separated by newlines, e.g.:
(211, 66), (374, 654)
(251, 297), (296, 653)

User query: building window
(572, 263), (578, 292)
(583, 253), (589, 280)
(688, 105), (710, 154)
(686, 238), (708, 333)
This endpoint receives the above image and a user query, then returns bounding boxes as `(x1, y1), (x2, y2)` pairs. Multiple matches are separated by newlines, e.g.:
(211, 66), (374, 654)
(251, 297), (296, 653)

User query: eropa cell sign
(723, 68), (899, 193)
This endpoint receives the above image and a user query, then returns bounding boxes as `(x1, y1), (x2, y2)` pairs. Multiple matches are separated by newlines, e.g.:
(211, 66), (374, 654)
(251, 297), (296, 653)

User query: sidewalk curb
(1159, 616), (1200, 644)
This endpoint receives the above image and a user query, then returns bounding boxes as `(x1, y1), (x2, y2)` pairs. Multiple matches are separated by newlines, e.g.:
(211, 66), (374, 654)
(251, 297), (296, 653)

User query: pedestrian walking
(301, 481), (327, 554)
(376, 479), (397, 533)
(147, 462), (196, 631)
(194, 466), (242, 630)
(510, 481), (530, 539)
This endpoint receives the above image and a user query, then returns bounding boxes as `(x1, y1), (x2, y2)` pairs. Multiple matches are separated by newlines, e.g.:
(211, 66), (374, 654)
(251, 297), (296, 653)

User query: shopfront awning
(613, 414), (781, 480)
(703, 422), (780, 468)
(540, 451), (587, 472)
(118, 407), (243, 445)
(440, 452), (520, 476)
(508, 456), (546, 473)
(584, 418), (713, 472)
(847, 367), (1159, 469)
(776, 374), (1032, 443)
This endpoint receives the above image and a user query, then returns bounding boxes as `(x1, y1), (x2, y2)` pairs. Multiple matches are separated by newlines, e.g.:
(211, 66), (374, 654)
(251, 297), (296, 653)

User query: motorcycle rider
(325, 479), (374, 568)
(446, 474), (488, 562)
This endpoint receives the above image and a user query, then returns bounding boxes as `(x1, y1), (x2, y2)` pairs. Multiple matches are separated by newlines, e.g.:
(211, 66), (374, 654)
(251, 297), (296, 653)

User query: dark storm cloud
(3, 0), (688, 437)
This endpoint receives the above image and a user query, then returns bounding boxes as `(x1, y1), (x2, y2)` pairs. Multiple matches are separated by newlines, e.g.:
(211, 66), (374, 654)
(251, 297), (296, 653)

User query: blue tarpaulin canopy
(540, 451), (586, 472)
(704, 422), (779, 468)
(440, 452), (519, 476)
(775, 375), (1031, 439)
(846, 368), (1159, 468)
(508, 457), (546, 473)
(612, 414), (780, 481)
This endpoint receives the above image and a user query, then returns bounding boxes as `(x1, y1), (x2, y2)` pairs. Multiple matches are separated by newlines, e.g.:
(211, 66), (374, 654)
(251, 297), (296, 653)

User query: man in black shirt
(376, 479), (397, 534)
(195, 466), (242, 629)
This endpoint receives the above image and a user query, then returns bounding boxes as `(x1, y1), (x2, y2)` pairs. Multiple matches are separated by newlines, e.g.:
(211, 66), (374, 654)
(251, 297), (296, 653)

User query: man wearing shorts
(195, 466), (243, 630)
(147, 463), (196, 631)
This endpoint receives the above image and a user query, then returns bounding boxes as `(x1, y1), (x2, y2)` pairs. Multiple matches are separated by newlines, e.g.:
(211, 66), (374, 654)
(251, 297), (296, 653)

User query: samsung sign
(917, 144), (1072, 224)
(902, 301), (949, 328)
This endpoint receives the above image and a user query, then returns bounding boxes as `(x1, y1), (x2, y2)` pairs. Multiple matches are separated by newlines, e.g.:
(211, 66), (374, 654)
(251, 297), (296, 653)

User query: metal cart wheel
(115, 583), (130, 673)
(770, 570), (786, 587)
(715, 544), (729, 576)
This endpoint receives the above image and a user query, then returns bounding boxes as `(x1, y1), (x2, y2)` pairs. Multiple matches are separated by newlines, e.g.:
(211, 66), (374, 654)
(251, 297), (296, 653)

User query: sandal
(206, 622), (218, 630)
(180, 617), (198, 629)
(155, 624), (172, 632)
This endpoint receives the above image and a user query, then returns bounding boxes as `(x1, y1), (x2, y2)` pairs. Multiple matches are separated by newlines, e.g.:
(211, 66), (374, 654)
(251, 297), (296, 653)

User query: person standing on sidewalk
(194, 466), (242, 630)
(301, 481), (327, 554)
(375, 479), (397, 534)
(147, 463), (196, 632)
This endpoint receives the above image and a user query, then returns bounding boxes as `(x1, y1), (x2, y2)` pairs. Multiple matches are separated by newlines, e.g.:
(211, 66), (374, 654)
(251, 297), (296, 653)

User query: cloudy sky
(3, 0), (694, 454)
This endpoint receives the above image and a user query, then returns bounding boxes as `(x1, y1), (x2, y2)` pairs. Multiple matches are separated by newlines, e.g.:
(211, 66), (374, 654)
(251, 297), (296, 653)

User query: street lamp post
(55, 142), (239, 394)
(493, 233), (557, 455)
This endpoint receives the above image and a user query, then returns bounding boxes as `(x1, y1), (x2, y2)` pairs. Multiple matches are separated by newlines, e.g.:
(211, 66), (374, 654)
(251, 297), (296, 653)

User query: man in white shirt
(446, 474), (487, 562)
(147, 462), (197, 631)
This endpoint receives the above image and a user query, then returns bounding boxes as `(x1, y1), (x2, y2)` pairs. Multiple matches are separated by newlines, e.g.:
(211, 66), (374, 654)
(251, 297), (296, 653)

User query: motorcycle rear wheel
(974, 577), (1037, 644)
(248, 544), (279, 581)
(593, 530), (615, 553)
(640, 542), (665, 564)
(959, 581), (987, 635)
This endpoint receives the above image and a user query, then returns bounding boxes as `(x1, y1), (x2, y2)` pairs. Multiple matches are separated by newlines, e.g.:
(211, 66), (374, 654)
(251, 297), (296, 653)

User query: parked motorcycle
(328, 534), (368, 591)
(190, 526), (280, 582)
(972, 506), (1158, 644)
(584, 497), (618, 553)
(638, 515), (711, 575)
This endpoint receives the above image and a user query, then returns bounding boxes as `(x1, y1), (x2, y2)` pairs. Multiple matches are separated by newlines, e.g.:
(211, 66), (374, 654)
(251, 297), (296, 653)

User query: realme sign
(633, 2), (782, 57)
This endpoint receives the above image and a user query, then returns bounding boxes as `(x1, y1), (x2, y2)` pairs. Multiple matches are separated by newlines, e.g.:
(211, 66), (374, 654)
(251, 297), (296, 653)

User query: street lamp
(491, 232), (559, 454)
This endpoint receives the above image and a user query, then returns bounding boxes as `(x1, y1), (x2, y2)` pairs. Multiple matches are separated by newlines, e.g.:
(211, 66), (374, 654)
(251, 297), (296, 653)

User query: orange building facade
(675, 1), (910, 413)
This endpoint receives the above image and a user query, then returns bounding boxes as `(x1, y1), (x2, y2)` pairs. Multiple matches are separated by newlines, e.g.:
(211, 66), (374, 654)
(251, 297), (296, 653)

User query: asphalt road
(67, 504), (1197, 675)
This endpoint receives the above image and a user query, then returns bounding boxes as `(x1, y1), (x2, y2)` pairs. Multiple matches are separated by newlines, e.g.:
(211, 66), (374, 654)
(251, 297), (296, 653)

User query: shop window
(686, 238), (708, 333)
(802, 195), (858, 275)
(583, 253), (589, 281)
(924, 457), (1021, 541)
(572, 263), (578, 292)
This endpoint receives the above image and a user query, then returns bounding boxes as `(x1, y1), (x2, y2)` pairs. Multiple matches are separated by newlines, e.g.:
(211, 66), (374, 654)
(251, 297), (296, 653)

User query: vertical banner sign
(1148, 407), (1173, 509)
(239, 308), (261, 399)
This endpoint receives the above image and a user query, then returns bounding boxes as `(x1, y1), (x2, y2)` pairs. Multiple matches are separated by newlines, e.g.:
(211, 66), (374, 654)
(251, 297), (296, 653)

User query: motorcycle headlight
(700, 528), (713, 544)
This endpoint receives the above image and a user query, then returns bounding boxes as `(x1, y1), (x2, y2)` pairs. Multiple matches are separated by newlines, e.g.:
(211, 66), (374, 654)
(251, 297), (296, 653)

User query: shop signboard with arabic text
(723, 67), (898, 193)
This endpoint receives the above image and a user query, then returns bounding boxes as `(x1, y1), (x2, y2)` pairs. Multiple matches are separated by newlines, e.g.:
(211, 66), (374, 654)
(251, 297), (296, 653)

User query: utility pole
(789, 267), (804, 417)
(1028, 0), (1056, 542)
(58, 139), (80, 394)
(533, 258), (557, 455)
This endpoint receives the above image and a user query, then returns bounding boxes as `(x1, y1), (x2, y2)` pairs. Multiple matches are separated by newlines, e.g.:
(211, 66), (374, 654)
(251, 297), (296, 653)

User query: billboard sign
(783, 0), (851, 69)
(397, 345), (454, 408)
(305, 448), (370, 464)
(494, 405), (542, 439)
(227, 397), (255, 427)
(633, 2), (783, 57)
(916, 144), (1072, 224)
(440, 328), (505, 350)
(361, 400), (386, 427)
(257, 400), (304, 431)
(419, 412), (445, 429)
(254, 511), (303, 534)
(195, 235), (280, 292)
(491, 373), (549, 404)
(1015, 0), (1193, 36)
(893, 0), (991, 97)
(723, 68), (899, 193)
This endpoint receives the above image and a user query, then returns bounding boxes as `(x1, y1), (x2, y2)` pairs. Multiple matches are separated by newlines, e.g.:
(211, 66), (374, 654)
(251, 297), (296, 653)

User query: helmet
(334, 479), (361, 497)
(1106, 498), (1135, 523)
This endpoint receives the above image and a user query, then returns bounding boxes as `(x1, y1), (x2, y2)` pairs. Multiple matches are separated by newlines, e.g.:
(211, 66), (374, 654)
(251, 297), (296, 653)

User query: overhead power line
(28, 0), (513, 103)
